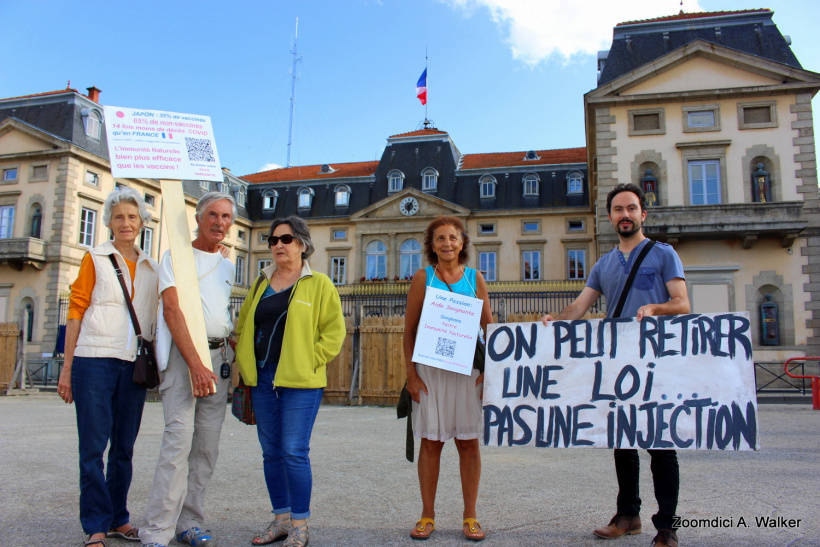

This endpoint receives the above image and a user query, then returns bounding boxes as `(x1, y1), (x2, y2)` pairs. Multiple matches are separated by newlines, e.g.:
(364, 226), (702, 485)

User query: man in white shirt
(140, 192), (237, 547)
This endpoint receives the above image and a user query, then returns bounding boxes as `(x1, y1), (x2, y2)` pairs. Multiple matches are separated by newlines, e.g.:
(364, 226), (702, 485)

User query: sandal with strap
(463, 518), (486, 541)
(282, 523), (309, 547)
(252, 518), (291, 545)
(410, 518), (435, 540)
(84, 536), (107, 547)
(107, 525), (140, 541)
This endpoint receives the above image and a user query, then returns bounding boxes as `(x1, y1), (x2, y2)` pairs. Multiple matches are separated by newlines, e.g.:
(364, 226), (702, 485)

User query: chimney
(86, 86), (102, 103)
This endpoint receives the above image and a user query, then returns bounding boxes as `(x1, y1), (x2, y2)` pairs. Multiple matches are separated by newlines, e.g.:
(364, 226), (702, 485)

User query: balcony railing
(642, 201), (806, 248)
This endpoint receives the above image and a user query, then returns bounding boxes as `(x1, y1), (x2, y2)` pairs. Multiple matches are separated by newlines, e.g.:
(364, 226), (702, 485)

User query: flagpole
(424, 48), (428, 124)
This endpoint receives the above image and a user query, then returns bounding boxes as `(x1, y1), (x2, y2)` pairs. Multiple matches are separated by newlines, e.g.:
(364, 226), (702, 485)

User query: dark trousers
(614, 448), (679, 531)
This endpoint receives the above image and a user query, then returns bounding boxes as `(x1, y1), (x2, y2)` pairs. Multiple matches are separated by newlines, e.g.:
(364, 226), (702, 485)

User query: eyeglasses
(268, 234), (295, 246)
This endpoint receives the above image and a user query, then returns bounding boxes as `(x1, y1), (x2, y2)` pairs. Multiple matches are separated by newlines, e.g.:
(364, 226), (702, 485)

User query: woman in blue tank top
(403, 216), (493, 541)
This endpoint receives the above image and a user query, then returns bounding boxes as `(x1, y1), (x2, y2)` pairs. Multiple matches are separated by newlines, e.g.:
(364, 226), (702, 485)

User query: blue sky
(2, 0), (818, 177)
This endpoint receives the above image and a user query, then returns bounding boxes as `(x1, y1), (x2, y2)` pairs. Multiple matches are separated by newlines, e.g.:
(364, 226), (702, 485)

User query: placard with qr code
(411, 286), (483, 375)
(103, 105), (223, 182)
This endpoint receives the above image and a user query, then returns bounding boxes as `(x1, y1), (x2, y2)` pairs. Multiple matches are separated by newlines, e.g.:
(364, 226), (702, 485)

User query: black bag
(109, 254), (160, 389)
(473, 339), (485, 373)
(133, 337), (160, 388)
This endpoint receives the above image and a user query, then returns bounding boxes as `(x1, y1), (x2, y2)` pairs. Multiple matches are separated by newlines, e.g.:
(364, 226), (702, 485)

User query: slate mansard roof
(243, 128), (588, 221)
(598, 9), (802, 85)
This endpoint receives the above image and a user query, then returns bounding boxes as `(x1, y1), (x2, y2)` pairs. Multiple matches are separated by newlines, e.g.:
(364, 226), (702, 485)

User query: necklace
(273, 268), (299, 292)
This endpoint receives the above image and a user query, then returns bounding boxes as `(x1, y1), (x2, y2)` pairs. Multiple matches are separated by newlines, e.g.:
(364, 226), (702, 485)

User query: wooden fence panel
(324, 317), (355, 404)
(0, 323), (19, 389)
(358, 315), (405, 406)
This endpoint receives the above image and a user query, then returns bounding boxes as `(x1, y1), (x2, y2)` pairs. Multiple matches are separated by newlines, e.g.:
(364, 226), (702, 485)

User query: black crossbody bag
(610, 240), (656, 318)
(109, 254), (160, 388)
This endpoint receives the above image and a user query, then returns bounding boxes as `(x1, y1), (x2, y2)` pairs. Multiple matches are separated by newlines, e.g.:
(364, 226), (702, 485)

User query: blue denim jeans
(251, 364), (323, 520)
(72, 356), (146, 535)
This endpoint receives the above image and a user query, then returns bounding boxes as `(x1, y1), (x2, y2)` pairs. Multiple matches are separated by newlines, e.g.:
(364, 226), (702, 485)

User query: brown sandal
(84, 536), (107, 547)
(410, 518), (435, 540)
(106, 525), (140, 541)
(463, 518), (485, 541)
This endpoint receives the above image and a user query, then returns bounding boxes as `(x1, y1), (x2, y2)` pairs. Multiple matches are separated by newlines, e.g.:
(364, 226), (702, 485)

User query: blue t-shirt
(425, 265), (477, 298)
(586, 239), (684, 318)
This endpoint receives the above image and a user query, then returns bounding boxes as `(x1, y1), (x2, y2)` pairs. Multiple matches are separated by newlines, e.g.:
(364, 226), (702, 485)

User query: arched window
(567, 171), (583, 195)
(263, 190), (278, 210)
(297, 187), (314, 209)
(479, 175), (496, 198)
(235, 186), (246, 207)
(422, 168), (438, 191)
(82, 109), (102, 139)
(365, 240), (387, 280)
(400, 239), (422, 279)
(388, 170), (404, 193)
(217, 180), (230, 194)
(335, 185), (351, 207)
(522, 173), (539, 196)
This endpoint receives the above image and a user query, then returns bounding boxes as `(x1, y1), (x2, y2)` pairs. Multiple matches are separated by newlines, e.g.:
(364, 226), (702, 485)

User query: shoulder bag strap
(611, 240), (657, 318)
(108, 254), (142, 338)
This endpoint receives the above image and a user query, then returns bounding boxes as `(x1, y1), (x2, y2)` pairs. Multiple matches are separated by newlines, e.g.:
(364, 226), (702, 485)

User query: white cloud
(444, 0), (704, 65)
(258, 162), (283, 173)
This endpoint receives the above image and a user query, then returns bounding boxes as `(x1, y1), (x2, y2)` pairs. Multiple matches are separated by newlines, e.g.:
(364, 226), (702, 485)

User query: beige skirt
(411, 364), (483, 442)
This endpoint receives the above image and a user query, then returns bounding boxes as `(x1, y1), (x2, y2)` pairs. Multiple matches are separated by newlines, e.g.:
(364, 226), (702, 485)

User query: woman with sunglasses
(232, 215), (345, 547)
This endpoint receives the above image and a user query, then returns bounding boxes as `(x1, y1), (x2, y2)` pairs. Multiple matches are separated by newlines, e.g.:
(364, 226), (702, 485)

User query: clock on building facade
(400, 196), (419, 216)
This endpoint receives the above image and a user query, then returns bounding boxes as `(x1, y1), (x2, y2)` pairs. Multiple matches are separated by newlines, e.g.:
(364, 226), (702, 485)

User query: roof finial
(66, 80), (71, 89)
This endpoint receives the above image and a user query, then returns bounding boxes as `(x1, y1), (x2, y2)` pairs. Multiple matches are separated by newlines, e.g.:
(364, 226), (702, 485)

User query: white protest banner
(411, 286), (482, 375)
(102, 104), (222, 377)
(483, 313), (759, 451)
(103, 105), (222, 182)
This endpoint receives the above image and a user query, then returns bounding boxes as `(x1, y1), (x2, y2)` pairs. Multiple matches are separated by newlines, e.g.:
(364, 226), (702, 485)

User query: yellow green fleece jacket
(234, 260), (345, 388)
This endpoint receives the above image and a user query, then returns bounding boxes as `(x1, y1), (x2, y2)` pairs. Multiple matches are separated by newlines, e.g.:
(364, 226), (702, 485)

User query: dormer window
(522, 173), (539, 196)
(422, 168), (438, 191)
(217, 180), (230, 194)
(523, 150), (540, 161)
(335, 185), (351, 207)
(567, 171), (583, 195)
(81, 108), (102, 139)
(479, 175), (496, 199)
(320, 164), (337, 174)
(235, 186), (246, 207)
(263, 190), (278, 210)
(388, 170), (404, 193)
(297, 187), (314, 209)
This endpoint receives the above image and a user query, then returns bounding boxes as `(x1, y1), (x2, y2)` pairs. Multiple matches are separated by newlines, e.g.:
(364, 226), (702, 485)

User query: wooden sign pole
(160, 179), (212, 374)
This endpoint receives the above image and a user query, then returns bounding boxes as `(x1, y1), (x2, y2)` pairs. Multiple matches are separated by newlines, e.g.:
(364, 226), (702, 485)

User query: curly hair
(424, 216), (470, 265)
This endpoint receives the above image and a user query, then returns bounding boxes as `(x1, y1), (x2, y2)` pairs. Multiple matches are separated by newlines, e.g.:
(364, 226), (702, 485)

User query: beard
(616, 220), (641, 237)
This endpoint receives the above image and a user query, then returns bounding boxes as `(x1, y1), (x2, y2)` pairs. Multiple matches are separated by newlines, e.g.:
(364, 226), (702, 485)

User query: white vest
(74, 241), (160, 361)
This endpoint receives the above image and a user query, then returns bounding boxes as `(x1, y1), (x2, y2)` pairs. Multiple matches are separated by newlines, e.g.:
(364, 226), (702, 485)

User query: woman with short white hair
(58, 186), (160, 547)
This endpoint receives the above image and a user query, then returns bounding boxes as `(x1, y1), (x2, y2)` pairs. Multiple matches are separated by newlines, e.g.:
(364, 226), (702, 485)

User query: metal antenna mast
(286, 18), (301, 168)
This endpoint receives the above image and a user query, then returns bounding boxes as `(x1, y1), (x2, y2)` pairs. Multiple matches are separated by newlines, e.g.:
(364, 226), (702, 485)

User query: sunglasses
(268, 234), (295, 246)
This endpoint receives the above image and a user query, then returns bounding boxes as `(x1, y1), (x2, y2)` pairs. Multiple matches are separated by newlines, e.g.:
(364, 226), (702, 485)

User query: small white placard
(411, 286), (482, 375)
(103, 105), (222, 182)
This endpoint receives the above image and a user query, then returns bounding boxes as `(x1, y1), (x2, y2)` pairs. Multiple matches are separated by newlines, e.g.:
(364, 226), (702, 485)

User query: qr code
(185, 137), (216, 162)
(435, 337), (456, 358)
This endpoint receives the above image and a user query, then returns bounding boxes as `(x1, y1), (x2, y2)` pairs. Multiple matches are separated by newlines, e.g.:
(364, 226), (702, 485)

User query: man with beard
(542, 183), (689, 547)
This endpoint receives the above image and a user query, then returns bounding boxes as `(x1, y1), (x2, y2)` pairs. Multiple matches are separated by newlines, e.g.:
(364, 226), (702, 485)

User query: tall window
(335, 185), (350, 206)
(331, 257), (347, 285)
(479, 251), (497, 282)
(235, 255), (245, 285)
(522, 174), (539, 196)
(139, 226), (153, 257)
(79, 207), (96, 247)
(400, 239), (422, 279)
(422, 168), (438, 191)
(365, 241), (387, 280)
(0, 205), (14, 239)
(479, 175), (496, 198)
(217, 181), (230, 194)
(568, 249), (586, 280)
(263, 190), (278, 210)
(688, 160), (721, 205)
(523, 250), (541, 281)
(388, 170), (404, 192)
(235, 187), (246, 207)
(298, 188), (314, 209)
(567, 171), (583, 194)
(258, 259), (272, 272)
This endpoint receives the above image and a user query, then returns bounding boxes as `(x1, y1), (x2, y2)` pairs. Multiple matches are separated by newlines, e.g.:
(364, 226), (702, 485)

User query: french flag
(416, 68), (427, 105)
